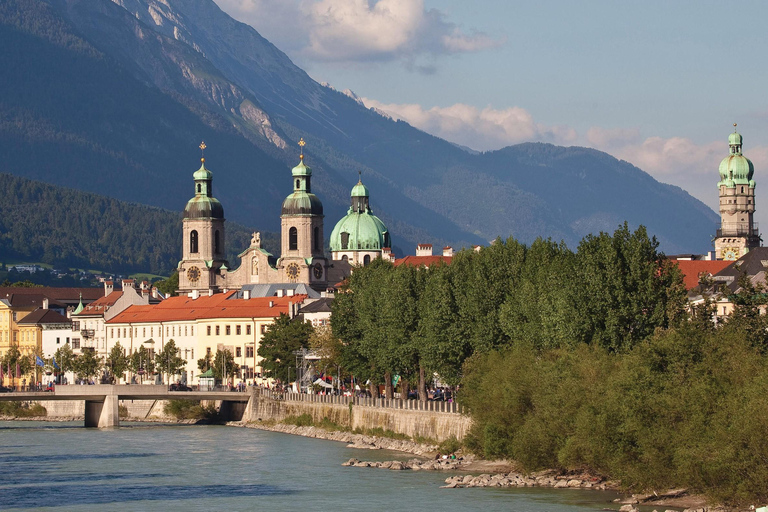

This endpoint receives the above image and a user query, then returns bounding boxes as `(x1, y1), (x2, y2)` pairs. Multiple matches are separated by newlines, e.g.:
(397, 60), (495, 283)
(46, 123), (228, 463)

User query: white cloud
(216, 0), (503, 64)
(360, 97), (768, 215)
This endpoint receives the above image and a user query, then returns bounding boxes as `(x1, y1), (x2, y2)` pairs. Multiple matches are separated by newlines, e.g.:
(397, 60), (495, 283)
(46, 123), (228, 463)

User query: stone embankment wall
(246, 393), (472, 442)
(34, 399), (172, 421)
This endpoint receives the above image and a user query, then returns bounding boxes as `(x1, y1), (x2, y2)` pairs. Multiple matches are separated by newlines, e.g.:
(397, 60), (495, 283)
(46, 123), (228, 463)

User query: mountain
(0, 0), (719, 257)
(0, 173), (278, 274)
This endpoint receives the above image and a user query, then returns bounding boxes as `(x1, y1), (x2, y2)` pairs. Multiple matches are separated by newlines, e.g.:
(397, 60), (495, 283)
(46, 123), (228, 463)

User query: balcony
(81, 329), (95, 339)
(717, 223), (760, 238)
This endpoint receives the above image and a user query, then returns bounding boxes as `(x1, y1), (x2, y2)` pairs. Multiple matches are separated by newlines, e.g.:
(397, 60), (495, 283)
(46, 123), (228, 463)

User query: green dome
(330, 210), (390, 252)
(184, 159), (224, 219)
(351, 181), (369, 197)
(719, 129), (754, 187)
(281, 193), (324, 215)
(729, 131), (743, 146)
(292, 158), (311, 177)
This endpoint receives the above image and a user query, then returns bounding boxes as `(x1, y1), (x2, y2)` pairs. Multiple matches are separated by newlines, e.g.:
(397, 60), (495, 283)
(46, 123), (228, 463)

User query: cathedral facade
(177, 140), (389, 295)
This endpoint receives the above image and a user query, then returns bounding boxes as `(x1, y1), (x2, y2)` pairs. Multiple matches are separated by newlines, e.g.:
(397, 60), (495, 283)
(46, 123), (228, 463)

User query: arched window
(190, 230), (199, 253)
(289, 227), (298, 251)
(197, 184), (201, 193)
(363, 255), (371, 266)
(340, 232), (349, 250)
(214, 230), (221, 254)
(342, 255), (348, 262)
(296, 179), (300, 190)
(314, 227), (320, 251)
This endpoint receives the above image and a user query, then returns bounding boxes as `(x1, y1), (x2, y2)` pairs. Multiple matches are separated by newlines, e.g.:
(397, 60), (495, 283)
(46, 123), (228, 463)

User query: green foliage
(0, 401), (46, 417)
(212, 349), (240, 382)
(164, 400), (218, 420)
(73, 349), (102, 381)
(105, 342), (129, 381)
(283, 413), (314, 427)
(129, 345), (154, 378)
(154, 272), (179, 297)
(1, 346), (33, 379)
(53, 344), (75, 374)
(258, 313), (313, 383)
(155, 340), (186, 383)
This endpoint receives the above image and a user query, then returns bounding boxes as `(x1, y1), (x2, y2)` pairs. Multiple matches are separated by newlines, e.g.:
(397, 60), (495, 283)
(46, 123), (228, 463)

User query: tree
(53, 344), (75, 377)
(1, 347), (32, 386)
(212, 349), (239, 384)
(155, 340), (186, 384)
(105, 342), (129, 383)
(197, 351), (213, 373)
(129, 345), (154, 382)
(73, 349), (102, 382)
(258, 313), (313, 383)
(154, 271), (178, 297)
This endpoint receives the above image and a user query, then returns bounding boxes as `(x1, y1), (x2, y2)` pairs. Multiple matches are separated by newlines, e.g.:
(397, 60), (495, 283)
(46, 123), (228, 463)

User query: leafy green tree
(258, 313), (313, 383)
(197, 351), (213, 373)
(154, 272), (178, 297)
(53, 344), (75, 375)
(1, 347), (32, 385)
(212, 349), (240, 383)
(105, 342), (129, 382)
(73, 349), (102, 381)
(129, 345), (154, 380)
(155, 340), (186, 384)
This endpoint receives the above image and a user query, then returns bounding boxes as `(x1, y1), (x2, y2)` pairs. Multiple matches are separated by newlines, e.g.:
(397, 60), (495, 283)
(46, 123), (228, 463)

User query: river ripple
(0, 421), (630, 511)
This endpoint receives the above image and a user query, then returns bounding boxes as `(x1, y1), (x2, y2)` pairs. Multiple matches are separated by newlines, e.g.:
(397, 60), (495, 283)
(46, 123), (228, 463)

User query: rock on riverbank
(342, 457), (470, 471)
(238, 421), (438, 456)
(439, 470), (615, 490)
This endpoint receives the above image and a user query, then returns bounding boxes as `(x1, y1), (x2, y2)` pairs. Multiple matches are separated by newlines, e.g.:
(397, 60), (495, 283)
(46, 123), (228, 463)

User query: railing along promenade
(264, 390), (465, 414)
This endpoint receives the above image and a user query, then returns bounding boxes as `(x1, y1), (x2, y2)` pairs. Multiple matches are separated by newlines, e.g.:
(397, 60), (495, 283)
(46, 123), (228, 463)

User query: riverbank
(236, 419), (732, 512)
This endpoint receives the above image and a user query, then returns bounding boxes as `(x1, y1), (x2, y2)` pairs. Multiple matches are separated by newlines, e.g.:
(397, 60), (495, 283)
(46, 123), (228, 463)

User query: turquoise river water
(0, 421), (652, 511)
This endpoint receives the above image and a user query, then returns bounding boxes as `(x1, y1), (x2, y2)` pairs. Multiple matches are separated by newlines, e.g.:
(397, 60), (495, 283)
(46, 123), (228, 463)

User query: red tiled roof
(394, 255), (452, 268)
(75, 291), (124, 316)
(673, 260), (732, 290)
(107, 292), (307, 324)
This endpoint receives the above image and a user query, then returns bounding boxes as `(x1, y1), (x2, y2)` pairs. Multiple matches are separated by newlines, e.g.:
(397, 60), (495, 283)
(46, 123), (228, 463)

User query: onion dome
(281, 139), (324, 216)
(718, 125), (755, 188)
(184, 146), (224, 219)
(330, 178), (390, 252)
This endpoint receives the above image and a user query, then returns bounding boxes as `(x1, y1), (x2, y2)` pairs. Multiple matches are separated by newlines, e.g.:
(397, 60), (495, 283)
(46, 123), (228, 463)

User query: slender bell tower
(277, 138), (327, 289)
(177, 142), (228, 294)
(714, 125), (760, 260)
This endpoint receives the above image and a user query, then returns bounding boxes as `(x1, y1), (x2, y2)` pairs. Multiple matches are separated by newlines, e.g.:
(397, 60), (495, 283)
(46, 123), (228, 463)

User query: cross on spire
(298, 138), (306, 160)
(199, 141), (207, 163)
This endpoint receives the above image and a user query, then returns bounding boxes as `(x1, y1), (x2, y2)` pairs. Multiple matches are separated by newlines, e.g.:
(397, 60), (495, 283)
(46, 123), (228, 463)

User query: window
(110, 328), (114, 338)
(123, 328), (127, 338)
(56, 337), (60, 345)
(12, 312), (16, 322)
(184, 326), (188, 336)
(246, 325), (251, 335)
(236, 325), (241, 335)
(226, 325), (231, 335)
(341, 232), (349, 250)
(314, 226), (320, 251)
(289, 227), (298, 251)
(166, 326), (169, 336)
(246, 346), (254, 358)
(191, 349), (194, 359)
(207, 326), (211, 336)
(215, 326), (220, 336)
(296, 178), (300, 189)
(236, 347), (242, 357)
(143, 328), (146, 337)
(206, 347), (211, 355)
(363, 255), (371, 265)
(72, 321), (80, 331)
(215, 230), (221, 255)
(342, 255), (348, 262)
(191, 326), (194, 336)
(190, 230), (199, 253)
(150, 327), (153, 337)
(172, 326), (176, 336)
(261, 325), (268, 334)
(72, 338), (80, 349)
(197, 183), (201, 193)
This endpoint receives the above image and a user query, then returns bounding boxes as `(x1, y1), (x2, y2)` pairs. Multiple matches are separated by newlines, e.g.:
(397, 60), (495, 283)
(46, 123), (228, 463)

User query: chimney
(277, 289), (284, 298)
(243, 289), (251, 300)
(151, 287), (158, 299)
(288, 301), (294, 318)
(104, 280), (114, 296)
(122, 279), (135, 290)
(191, 290), (200, 300)
(269, 301), (274, 308)
(43, 298), (49, 310)
(208, 289), (214, 297)
(442, 246), (454, 257)
(416, 243), (433, 257)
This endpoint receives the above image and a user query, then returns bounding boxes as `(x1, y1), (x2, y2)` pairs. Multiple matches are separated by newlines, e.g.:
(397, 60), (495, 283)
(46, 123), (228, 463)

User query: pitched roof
(394, 255), (452, 268)
(107, 292), (306, 324)
(74, 291), (124, 316)
(712, 247), (768, 292)
(17, 308), (71, 325)
(299, 297), (333, 314)
(0, 293), (65, 308)
(0, 287), (103, 302)
(673, 260), (732, 290)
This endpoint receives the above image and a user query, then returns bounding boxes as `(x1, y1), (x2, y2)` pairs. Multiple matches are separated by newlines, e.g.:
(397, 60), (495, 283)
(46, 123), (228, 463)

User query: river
(0, 421), (636, 511)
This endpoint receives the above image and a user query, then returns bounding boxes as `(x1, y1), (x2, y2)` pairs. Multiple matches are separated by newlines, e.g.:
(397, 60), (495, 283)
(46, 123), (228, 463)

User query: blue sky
(218, 0), (768, 228)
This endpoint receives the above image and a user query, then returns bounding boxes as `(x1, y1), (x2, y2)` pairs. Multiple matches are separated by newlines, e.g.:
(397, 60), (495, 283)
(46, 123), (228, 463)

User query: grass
(164, 400), (219, 420)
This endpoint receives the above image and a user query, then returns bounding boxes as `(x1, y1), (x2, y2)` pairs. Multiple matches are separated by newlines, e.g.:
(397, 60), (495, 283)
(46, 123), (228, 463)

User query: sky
(217, 0), (768, 231)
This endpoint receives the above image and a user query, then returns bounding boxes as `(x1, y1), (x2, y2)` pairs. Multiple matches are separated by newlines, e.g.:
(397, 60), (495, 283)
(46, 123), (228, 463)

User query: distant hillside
(0, 173), (278, 275)
(0, 0), (720, 255)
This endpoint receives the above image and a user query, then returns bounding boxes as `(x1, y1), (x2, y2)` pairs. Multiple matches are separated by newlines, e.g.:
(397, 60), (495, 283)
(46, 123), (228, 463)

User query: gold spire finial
(298, 138), (306, 160)
(199, 141), (207, 163)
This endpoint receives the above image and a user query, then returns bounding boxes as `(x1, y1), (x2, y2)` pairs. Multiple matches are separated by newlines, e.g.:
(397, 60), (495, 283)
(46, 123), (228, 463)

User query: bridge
(0, 385), (251, 428)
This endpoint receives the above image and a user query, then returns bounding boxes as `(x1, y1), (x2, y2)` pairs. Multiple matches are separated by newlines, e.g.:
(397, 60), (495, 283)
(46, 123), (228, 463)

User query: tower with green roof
(330, 176), (391, 266)
(177, 142), (229, 294)
(276, 139), (328, 288)
(714, 125), (760, 260)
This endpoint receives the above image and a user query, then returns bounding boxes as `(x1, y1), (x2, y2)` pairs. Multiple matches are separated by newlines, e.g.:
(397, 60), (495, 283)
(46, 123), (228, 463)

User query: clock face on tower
(313, 263), (323, 279)
(286, 263), (300, 281)
(724, 248), (737, 261)
(187, 266), (201, 283)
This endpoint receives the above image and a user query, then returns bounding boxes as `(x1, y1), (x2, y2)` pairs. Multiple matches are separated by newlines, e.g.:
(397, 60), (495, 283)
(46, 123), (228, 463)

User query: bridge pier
(84, 394), (119, 428)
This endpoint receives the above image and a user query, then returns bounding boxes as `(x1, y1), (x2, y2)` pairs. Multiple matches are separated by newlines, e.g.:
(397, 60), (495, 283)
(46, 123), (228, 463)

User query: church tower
(277, 139), (327, 289)
(330, 176), (390, 266)
(714, 125), (760, 260)
(178, 142), (229, 294)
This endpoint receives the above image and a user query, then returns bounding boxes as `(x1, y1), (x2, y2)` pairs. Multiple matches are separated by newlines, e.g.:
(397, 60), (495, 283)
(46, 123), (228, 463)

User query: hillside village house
(106, 292), (306, 385)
